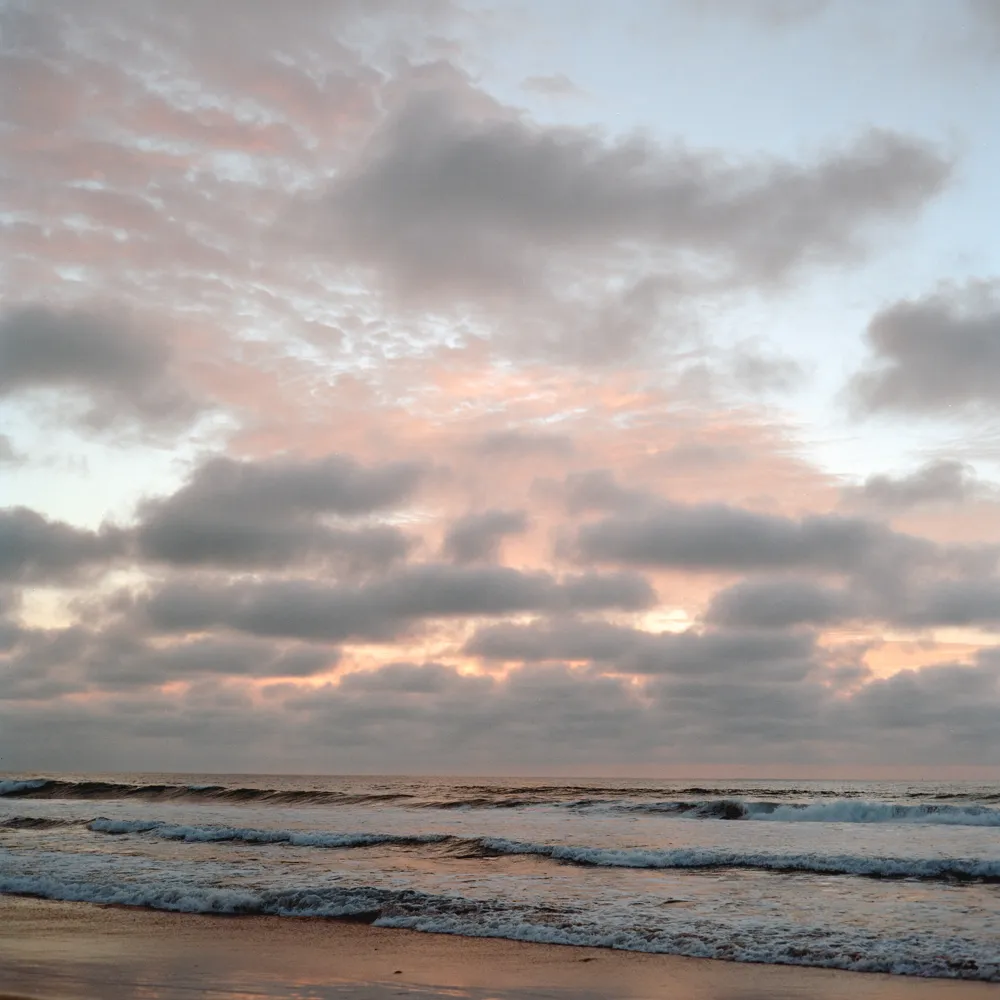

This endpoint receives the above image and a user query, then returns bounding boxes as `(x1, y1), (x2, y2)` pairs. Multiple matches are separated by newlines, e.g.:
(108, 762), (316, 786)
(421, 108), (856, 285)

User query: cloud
(466, 617), (815, 680)
(849, 654), (1000, 742)
(706, 578), (856, 629)
(845, 459), (980, 511)
(520, 73), (583, 97)
(0, 434), (23, 465)
(140, 565), (655, 642)
(299, 79), (949, 360)
(135, 454), (423, 570)
(442, 508), (528, 563)
(0, 625), (338, 700)
(564, 470), (653, 514)
(0, 507), (125, 584)
(0, 305), (201, 430)
(900, 578), (1000, 628)
(465, 618), (639, 662)
(475, 429), (576, 458)
(852, 284), (1000, 415)
(575, 502), (904, 573)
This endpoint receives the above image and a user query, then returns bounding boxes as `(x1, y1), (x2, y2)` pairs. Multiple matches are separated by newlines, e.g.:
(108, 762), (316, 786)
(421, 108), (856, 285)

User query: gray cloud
(466, 619), (639, 663)
(901, 579), (1000, 628)
(466, 617), (814, 680)
(576, 502), (906, 573)
(848, 654), (1000, 744)
(0, 624), (337, 700)
(299, 80), (948, 359)
(140, 565), (655, 642)
(706, 578), (856, 629)
(4, 633), (1000, 771)
(476, 429), (576, 458)
(88, 636), (337, 689)
(0, 434), (23, 465)
(0, 507), (125, 583)
(852, 285), (1000, 415)
(442, 508), (528, 563)
(845, 459), (981, 511)
(136, 454), (422, 571)
(520, 73), (582, 97)
(564, 470), (653, 514)
(0, 305), (199, 429)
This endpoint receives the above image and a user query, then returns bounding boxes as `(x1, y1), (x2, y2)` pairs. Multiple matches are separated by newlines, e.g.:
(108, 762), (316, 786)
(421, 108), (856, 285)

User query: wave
(81, 818), (1000, 883)
(1, 873), (996, 981)
(614, 798), (1000, 826)
(0, 778), (415, 807)
(88, 817), (451, 848)
(5, 778), (1000, 821)
(0, 816), (82, 830)
(477, 838), (1000, 882)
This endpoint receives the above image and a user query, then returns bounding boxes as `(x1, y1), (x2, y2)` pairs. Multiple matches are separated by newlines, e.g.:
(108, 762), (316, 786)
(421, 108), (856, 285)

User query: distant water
(2, 773), (1000, 981)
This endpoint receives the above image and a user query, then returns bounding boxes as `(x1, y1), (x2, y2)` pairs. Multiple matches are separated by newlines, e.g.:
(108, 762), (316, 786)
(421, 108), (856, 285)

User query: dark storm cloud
(852, 286), (1000, 415)
(0, 507), (125, 583)
(135, 454), (423, 570)
(466, 617), (814, 680)
(706, 578), (856, 629)
(141, 565), (655, 642)
(0, 305), (199, 429)
(302, 81), (948, 357)
(442, 509), (528, 563)
(845, 459), (980, 510)
(575, 502), (900, 572)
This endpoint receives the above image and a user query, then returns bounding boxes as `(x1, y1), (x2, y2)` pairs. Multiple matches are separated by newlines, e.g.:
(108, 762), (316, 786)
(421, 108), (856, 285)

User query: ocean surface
(2, 773), (999, 982)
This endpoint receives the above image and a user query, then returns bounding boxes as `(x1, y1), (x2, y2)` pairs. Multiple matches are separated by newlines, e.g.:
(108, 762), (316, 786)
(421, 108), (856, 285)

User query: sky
(2, 0), (1000, 777)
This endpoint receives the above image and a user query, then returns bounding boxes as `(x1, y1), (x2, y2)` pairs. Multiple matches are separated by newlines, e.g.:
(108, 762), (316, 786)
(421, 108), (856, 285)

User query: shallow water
(2, 773), (999, 981)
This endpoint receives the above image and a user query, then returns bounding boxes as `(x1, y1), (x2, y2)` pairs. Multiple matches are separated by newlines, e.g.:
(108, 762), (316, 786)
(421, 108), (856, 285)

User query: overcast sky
(3, 0), (1000, 777)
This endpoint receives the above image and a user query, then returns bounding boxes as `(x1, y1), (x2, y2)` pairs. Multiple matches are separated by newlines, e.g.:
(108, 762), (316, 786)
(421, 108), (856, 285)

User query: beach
(2, 895), (999, 1000)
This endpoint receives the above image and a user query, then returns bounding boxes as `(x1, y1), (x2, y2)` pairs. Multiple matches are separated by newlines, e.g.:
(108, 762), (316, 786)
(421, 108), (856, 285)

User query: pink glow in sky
(2, 0), (1000, 776)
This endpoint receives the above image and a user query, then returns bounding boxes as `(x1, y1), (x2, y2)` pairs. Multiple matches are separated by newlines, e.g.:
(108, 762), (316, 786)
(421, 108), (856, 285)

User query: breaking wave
(81, 818), (1000, 883)
(475, 838), (1000, 882)
(88, 817), (451, 848)
(1, 873), (996, 981)
(614, 798), (1000, 826)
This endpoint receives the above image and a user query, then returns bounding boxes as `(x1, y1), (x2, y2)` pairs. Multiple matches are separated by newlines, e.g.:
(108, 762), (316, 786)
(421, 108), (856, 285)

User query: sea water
(2, 774), (999, 981)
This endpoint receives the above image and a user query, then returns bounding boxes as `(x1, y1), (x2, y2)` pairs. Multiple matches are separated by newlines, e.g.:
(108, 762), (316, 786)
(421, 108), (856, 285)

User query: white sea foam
(6, 774), (1000, 984)
(81, 818), (1000, 881)
(615, 797), (1000, 826)
(480, 837), (1000, 880)
(2, 872), (996, 982)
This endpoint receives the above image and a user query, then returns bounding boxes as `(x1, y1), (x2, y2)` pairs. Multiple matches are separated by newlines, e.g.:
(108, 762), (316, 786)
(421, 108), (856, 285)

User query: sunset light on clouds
(3, 0), (1000, 778)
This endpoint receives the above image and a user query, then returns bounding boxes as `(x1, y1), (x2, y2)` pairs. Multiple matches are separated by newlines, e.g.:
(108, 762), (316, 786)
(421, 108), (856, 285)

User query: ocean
(1, 774), (999, 982)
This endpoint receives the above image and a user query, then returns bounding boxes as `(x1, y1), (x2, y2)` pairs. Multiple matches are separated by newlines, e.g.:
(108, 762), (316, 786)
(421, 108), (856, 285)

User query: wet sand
(0, 895), (996, 999)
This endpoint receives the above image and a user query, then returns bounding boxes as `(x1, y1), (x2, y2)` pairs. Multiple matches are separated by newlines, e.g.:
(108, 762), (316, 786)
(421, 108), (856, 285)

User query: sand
(0, 895), (997, 999)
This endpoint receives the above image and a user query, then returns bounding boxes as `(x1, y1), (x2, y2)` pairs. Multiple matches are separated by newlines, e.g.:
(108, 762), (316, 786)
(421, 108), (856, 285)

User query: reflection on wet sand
(1, 896), (996, 1000)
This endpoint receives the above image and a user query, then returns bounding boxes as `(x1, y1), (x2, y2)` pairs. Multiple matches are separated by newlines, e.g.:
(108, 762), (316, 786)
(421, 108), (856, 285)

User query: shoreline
(1, 895), (998, 1000)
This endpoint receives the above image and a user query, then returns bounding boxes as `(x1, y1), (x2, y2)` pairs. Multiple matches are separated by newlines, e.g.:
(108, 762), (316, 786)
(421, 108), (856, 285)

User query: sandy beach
(0, 895), (996, 1000)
